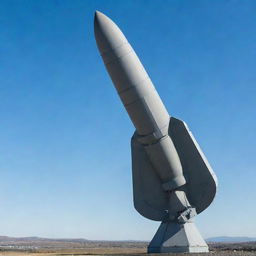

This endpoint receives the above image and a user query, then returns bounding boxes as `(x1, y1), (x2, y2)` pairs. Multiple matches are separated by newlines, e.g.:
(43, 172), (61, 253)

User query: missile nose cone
(94, 11), (128, 54)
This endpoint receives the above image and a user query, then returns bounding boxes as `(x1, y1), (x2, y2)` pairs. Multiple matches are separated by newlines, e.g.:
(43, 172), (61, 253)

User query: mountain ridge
(206, 236), (256, 243)
(0, 235), (255, 243)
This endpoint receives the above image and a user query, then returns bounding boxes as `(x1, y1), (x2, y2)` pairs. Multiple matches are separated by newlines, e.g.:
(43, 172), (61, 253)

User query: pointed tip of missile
(94, 10), (128, 54)
(94, 10), (103, 25)
(94, 10), (103, 19)
(94, 11), (110, 36)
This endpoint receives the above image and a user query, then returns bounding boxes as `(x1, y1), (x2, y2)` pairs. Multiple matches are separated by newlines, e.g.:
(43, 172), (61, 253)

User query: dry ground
(0, 240), (255, 256)
(0, 249), (255, 256)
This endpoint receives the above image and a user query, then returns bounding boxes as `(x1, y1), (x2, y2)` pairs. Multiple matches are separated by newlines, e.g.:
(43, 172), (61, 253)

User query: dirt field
(0, 238), (255, 256)
(0, 249), (256, 256)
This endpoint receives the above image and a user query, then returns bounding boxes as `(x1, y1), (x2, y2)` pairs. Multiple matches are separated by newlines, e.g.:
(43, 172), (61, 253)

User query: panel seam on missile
(117, 75), (150, 95)
(101, 42), (134, 65)
(118, 82), (159, 107)
(122, 87), (159, 107)
(124, 95), (167, 141)
(99, 41), (129, 55)
(104, 48), (134, 65)
(123, 95), (145, 107)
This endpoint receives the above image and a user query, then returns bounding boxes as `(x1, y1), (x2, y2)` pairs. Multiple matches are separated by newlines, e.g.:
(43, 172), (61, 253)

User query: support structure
(148, 221), (208, 253)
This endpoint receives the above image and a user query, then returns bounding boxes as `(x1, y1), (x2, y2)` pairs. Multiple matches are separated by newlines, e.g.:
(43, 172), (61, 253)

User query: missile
(94, 11), (216, 223)
(94, 11), (217, 253)
(94, 11), (186, 192)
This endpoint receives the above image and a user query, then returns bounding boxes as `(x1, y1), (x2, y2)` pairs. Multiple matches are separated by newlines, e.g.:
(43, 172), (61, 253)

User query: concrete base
(148, 221), (208, 253)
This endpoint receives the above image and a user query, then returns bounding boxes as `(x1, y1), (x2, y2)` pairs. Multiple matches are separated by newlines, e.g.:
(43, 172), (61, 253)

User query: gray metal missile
(94, 11), (217, 253)
(94, 11), (186, 191)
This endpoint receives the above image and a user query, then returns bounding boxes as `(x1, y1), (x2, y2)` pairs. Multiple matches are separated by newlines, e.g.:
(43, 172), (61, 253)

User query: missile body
(94, 11), (186, 191)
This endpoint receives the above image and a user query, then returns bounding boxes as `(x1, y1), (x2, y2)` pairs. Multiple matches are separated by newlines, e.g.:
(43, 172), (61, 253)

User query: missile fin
(131, 118), (217, 220)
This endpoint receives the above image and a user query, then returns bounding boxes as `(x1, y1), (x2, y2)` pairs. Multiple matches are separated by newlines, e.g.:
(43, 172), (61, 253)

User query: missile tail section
(131, 117), (217, 221)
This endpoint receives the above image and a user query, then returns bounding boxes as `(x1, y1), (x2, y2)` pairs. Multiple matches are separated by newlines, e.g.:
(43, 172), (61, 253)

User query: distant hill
(207, 236), (256, 243)
(0, 236), (88, 243)
(0, 235), (256, 244)
(0, 236), (148, 251)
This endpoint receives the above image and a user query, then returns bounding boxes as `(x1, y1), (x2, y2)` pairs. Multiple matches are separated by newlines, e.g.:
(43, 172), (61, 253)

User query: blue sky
(0, 0), (256, 240)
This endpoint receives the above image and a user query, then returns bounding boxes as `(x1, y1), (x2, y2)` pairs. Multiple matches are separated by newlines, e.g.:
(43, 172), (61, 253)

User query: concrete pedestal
(148, 221), (208, 253)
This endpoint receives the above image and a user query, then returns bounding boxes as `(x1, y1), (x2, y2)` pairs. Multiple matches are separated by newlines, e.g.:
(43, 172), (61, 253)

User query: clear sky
(0, 0), (256, 240)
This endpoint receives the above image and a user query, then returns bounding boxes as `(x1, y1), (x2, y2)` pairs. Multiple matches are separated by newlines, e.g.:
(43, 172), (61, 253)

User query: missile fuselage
(94, 11), (185, 190)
